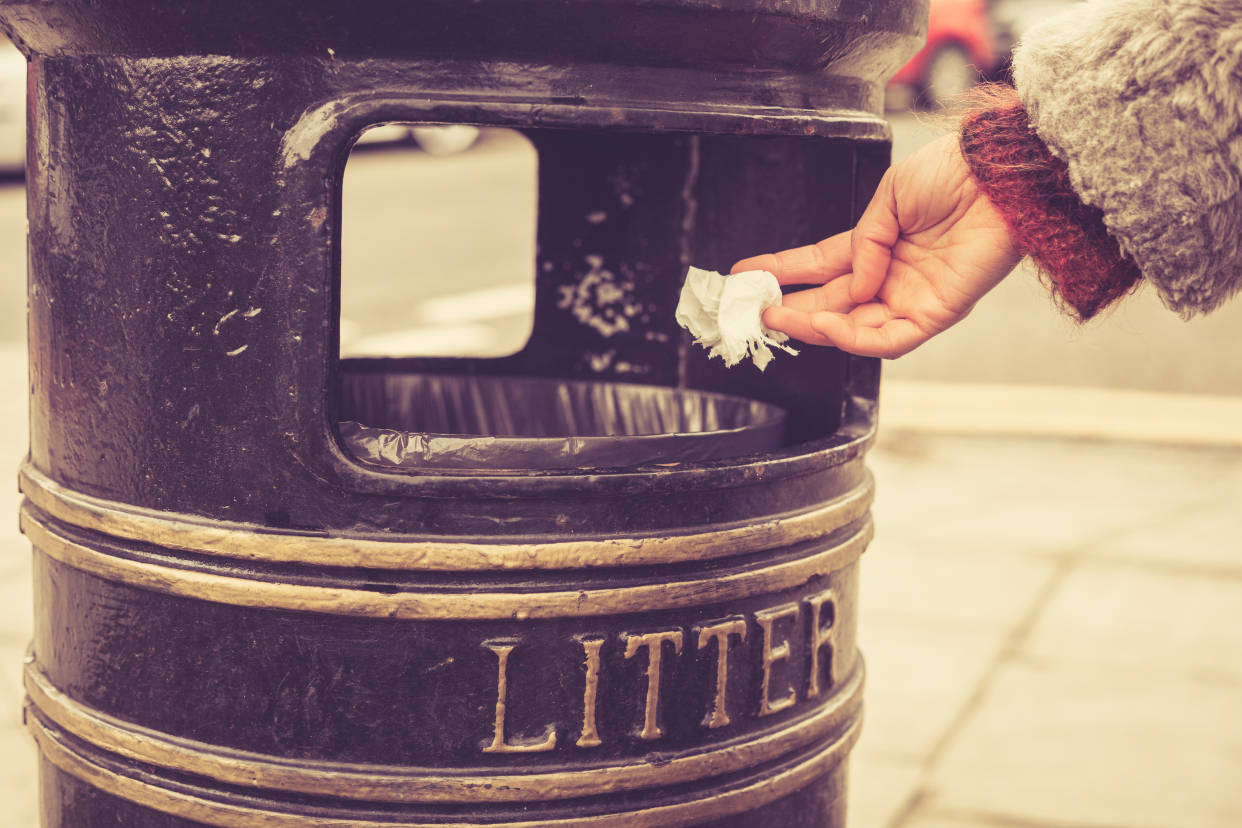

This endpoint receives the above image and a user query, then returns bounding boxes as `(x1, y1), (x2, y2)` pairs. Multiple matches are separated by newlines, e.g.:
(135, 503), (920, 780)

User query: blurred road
(340, 128), (537, 358)
(0, 182), (22, 345)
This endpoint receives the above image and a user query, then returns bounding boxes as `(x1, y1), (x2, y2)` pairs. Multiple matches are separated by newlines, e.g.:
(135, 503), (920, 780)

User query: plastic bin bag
(337, 371), (787, 470)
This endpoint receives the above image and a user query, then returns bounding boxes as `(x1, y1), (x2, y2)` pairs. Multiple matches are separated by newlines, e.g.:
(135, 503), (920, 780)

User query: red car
(890, 0), (1003, 108)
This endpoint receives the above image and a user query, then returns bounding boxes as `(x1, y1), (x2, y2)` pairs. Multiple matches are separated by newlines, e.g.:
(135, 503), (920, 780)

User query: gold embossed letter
(481, 639), (558, 753)
(804, 589), (837, 699)
(575, 635), (605, 748)
(622, 629), (684, 740)
(755, 604), (799, 716)
(694, 616), (748, 728)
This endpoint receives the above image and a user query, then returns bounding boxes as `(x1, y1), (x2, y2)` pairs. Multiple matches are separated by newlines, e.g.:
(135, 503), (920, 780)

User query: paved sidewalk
(852, 427), (1242, 828)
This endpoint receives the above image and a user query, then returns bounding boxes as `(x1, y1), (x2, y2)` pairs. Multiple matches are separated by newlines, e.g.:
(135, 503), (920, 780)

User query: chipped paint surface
(609, 169), (637, 208)
(557, 254), (642, 338)
(588, 349), (650, 375)
(677, 136), (701, 389)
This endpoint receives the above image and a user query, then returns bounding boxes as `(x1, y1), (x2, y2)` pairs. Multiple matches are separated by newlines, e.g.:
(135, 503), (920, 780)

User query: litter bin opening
(336, 370), (787, 470)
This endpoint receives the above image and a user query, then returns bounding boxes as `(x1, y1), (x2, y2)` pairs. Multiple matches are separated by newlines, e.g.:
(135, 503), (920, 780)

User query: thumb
(849, 168), (900, 304)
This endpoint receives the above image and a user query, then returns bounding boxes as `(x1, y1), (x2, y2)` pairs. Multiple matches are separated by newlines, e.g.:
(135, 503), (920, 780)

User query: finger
(849, 169), (900, 303)
(844, 302), (897, 328)
(808, 311), (930, 359)
(778, 277), (856, 314)
(731, 230), (853, 285)
(760, 306), (834, 347)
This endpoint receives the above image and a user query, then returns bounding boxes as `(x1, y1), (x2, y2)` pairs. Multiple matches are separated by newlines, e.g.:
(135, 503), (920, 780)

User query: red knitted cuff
(959, 92), (1141, 320)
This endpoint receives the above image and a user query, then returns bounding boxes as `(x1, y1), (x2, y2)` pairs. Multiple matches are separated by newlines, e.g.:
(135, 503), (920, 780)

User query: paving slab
(1085, 498), (1242, 576)
(921, 661), (1242, 828)
(0, 724), (39, 827)
(859, 537), (1058, 629)
(862, 432), (1242, 828)
(855, 617), (1007, 762)
(1023, 561), (1242, 683)
(899, 816), (1052, 828)
(870, 431), (1241, 557)
(848, 752), (925, 828)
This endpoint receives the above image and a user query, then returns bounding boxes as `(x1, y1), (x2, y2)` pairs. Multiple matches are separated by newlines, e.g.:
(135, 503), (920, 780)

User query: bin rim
(324, 390), (876, 495)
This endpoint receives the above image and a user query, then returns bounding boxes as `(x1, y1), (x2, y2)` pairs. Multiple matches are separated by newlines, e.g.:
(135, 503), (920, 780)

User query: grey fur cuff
(1012, 0), (1242, 316)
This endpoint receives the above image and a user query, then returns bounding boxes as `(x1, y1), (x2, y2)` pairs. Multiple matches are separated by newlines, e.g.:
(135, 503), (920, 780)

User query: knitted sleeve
(959, 90), (1142, 320)
(1007, 0), (1242, 317)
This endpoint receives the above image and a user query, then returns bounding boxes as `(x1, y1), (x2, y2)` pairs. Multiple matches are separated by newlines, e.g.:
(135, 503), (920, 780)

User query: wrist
(957, 87), (1141, 320)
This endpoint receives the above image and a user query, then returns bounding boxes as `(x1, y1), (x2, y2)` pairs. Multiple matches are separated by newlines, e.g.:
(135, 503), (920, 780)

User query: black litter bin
(2, 0), (923, 825)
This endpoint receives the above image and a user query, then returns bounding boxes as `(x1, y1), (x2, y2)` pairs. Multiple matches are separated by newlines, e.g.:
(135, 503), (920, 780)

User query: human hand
(732, 134), (1022, 358)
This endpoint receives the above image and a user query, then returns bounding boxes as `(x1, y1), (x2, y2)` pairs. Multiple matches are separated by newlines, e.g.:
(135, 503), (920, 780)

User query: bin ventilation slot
(338, 371), (786, 470)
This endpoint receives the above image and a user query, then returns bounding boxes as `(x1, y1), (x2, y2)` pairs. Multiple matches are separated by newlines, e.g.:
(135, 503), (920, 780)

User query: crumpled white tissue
(675, 267), (798, 371)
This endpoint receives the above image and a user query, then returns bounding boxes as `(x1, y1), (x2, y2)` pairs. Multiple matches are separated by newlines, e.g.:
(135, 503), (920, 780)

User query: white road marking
(344, 323), (498, 358)
(414, 283), (535, 324)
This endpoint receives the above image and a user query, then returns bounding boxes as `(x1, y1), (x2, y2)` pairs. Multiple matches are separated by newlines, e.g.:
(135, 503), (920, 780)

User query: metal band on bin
(18, 463), (873, 571)
(24, 662), (863, 804)
(20, 505), (870, 619)
(28, 708), (859, 828)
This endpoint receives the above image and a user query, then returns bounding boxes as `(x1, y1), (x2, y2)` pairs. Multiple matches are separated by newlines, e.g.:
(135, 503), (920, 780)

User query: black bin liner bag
(337, 372), (787, 470)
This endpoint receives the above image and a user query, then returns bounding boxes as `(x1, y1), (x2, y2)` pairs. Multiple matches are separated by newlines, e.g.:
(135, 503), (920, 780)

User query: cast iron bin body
(0, 1), (924, 825)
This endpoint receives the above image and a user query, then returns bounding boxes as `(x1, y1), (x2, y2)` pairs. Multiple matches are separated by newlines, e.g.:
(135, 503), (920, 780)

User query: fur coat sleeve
(962, 0), (1242, 317)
